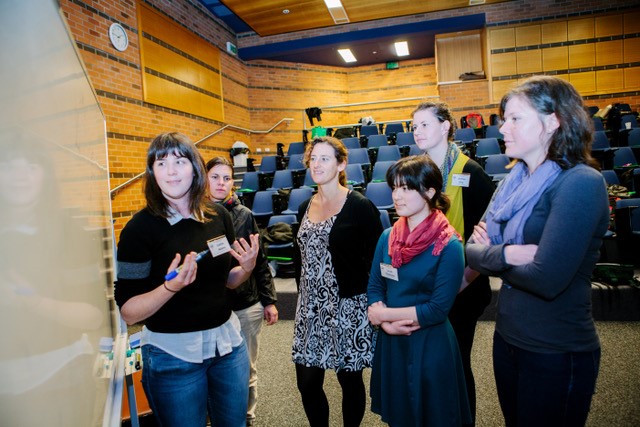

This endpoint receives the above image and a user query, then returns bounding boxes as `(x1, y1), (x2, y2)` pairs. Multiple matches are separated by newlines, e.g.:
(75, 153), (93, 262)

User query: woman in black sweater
(115, 132), (259, 427)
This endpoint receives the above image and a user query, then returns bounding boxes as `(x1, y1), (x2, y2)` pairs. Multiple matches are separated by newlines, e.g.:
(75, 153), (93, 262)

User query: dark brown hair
(144, 132), (213, 220)
(499, 75), (598, 170)
(386, 155), (450, 213)
(411, 101), (457, 140)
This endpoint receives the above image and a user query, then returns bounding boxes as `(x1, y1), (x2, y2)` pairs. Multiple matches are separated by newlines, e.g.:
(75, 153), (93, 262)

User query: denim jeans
(141, 342), (249, 427)
(493, 331), (600, 427)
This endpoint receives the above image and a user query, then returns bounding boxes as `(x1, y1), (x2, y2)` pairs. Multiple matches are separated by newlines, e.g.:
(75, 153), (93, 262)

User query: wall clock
(109, 23), (129, 52)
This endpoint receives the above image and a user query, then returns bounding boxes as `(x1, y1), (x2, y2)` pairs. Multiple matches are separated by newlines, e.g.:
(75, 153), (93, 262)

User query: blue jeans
(141, 342), (249, 427)
(493, 331), (600, 427)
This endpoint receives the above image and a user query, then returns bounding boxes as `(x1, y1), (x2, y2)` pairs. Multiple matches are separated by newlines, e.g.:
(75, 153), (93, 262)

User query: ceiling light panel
(394, 41), (409, 56)
(324, 0), (349, 24)
(337, 48), (357, 63)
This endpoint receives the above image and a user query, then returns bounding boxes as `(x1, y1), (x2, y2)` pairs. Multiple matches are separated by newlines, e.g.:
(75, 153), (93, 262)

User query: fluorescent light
(338, 48), (357, 63)
(324, 0), (349, 24)
(324, 0), (343, 8)
(395, 41), (409, 56)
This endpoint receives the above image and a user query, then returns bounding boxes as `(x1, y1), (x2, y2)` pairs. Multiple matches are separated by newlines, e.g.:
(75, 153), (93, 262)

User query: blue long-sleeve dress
(368, 229), (471, 427)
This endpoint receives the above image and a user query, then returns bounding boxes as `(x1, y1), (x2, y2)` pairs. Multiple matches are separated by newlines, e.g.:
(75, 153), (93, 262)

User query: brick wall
(60, 0), (251, 239)
(59, 0), (639, 241)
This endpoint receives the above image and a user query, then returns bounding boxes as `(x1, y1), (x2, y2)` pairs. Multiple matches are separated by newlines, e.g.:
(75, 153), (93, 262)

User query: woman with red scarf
(367, 155), (471, 427)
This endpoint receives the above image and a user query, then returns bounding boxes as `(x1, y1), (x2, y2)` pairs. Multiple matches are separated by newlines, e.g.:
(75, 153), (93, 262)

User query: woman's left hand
(230, 233), (260, 273)
(471, 221), (491, 246)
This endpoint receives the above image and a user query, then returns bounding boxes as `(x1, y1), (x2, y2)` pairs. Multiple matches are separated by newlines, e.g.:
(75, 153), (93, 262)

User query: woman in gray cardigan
(466, 76), (609, 427)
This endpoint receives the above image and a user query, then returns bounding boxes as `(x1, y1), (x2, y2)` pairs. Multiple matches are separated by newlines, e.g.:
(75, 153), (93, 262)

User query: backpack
(465, 113), (484, 129)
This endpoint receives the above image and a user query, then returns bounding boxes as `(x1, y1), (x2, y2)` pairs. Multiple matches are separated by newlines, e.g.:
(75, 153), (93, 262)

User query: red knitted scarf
(388, 209), (461, 268)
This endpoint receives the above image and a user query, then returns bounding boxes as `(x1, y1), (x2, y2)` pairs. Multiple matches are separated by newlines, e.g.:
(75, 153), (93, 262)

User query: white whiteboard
(0, 1), (119, 425)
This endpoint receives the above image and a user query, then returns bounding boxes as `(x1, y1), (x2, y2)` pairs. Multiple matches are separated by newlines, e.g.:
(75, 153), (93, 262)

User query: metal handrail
(303, 96), (438, 130)
(109, 117), (294, 196)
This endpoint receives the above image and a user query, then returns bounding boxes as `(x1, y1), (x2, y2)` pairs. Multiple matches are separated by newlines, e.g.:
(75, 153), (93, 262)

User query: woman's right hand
(165, 252), (198, 292)
(504, 244), (538, 266)
(381, 319), (420, 336)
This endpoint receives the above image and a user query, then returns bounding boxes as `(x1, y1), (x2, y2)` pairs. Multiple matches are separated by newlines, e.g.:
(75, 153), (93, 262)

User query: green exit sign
(226, 41), (238, 56)
(386, 61), (399, 70)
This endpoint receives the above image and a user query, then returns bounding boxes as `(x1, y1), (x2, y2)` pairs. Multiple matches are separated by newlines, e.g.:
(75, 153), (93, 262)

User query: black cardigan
(294, 190), (383, 298)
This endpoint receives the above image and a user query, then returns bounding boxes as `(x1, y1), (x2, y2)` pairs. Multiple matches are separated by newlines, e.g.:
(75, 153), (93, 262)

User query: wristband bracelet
(163, 282), (178, 293)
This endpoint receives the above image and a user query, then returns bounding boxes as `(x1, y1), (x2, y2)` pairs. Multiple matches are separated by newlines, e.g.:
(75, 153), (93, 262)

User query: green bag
(311, 126), (327, 138)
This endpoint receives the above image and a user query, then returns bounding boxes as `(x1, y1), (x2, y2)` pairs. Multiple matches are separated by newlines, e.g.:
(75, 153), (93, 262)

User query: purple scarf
(485, 160), (561, 245)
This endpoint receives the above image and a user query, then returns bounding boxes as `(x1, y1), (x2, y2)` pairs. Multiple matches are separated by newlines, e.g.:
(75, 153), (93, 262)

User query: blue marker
(164, 249), (210, 281)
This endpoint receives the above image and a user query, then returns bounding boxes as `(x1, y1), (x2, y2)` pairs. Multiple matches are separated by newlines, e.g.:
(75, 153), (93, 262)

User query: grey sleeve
(497, 168), (608, 300)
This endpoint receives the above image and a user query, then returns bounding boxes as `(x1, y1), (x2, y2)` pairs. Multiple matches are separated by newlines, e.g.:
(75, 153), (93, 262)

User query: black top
(115, 204), (236, 333)
(295, 190), (383, 298)
(223, 197), (277, 310)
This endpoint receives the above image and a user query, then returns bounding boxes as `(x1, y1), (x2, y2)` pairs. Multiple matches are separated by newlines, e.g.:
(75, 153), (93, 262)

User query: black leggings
(295, 364), (366, 427)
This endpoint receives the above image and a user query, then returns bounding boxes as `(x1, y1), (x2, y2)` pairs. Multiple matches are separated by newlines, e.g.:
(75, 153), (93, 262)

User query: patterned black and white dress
(292, 209), (374, 372)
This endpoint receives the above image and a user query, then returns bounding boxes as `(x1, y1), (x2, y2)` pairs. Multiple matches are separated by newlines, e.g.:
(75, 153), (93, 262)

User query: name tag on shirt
(207, 235), (231, 257)
(380, 263), (398, 281)
(451, 173), (470, 187)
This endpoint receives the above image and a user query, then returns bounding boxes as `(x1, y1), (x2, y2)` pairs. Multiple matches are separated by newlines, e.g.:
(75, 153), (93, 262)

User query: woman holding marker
(115, 132), (259, 427)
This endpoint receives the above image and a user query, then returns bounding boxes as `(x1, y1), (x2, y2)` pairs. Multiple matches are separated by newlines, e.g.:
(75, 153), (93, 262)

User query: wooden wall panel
(624, 67), (640, 89)
(144, 74), (224, 121)
(435, 32), (483, 82)
(492, 79), (517, 103)
(542, 46), (568, 72)
(624, 11), (640, 34)
(138, 1), (224, 122)
(516, 49), (542, 74)
(595, 40), (623, 66)
(569, 71), (596, 95)
(491, 52), (517, 76)
(143, 42), (221, 95)
(597, 69), (624, 92)
(624, 38), (640, 64)
(595, 14), (623, 37)
(489, 28), (515, 49)
(569, 44), (595, 68)
(139, 2), (219, 66)
(515, 25), (541, 46)
(568, 18), (594, 41)
(541, 21), (567, 44)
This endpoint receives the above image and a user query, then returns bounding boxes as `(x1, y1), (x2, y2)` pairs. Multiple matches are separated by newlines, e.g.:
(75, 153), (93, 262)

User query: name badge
(380, 263), (398, 281)
(207, 235), (232, 257)
(451, 173), (470, 187)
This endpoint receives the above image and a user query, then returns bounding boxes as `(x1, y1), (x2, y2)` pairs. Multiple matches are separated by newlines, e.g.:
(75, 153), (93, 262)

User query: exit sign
(226, 41), (238, 56)
(386, 61), (399, 70)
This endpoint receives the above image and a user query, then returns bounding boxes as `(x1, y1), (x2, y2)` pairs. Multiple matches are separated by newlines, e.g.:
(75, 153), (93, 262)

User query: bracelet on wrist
(163, 282), (178, 293)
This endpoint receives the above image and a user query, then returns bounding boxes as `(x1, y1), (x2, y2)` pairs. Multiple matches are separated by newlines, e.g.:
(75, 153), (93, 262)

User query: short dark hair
(386, 155), (450, 213)
(303, 136), (348, 187)
(499, 76), (597, 169)
(144, 132), (212, 220)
